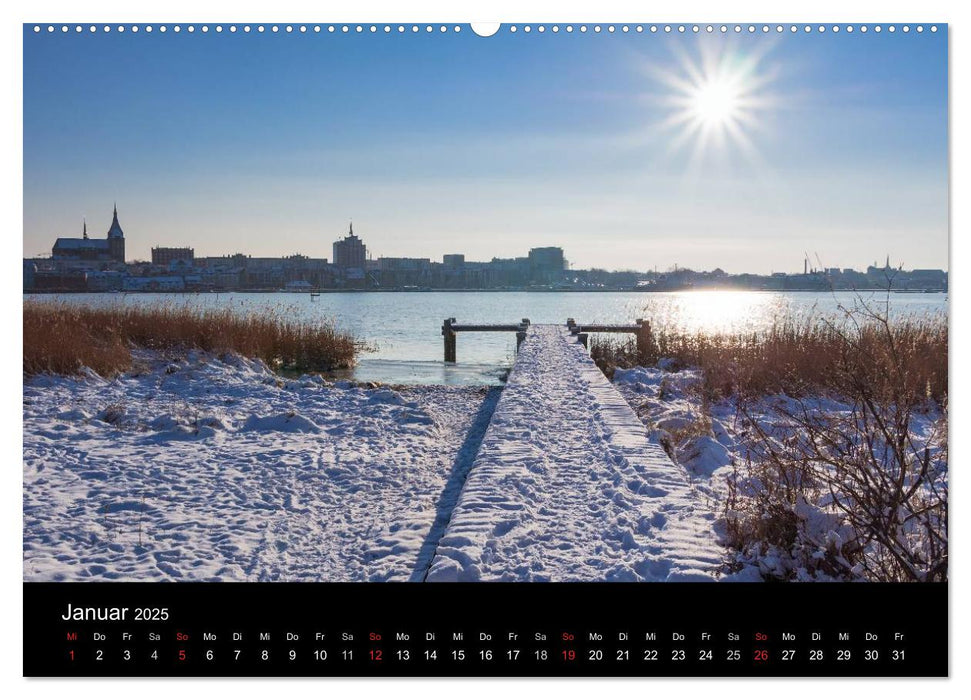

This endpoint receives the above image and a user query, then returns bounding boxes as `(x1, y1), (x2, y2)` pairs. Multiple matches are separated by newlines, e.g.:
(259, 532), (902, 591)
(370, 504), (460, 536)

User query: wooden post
(442, 318), (457, 362)
(516, 319), (529, 353)
(577, 332), (589, 349)
(516, 330), (526, 352)
(636, 318), (652, 362)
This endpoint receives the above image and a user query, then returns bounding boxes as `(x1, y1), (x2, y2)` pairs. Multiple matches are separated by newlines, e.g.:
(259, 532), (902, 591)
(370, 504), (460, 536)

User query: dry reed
(591, 311), (947, 405)
(23, 301), (359, 377)
(590, 299), (948, 581)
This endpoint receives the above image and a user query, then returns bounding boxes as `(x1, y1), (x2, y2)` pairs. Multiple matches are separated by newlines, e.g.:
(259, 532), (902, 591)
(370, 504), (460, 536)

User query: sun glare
(649, 43), (777, 165)
(691, 78), (741, 126)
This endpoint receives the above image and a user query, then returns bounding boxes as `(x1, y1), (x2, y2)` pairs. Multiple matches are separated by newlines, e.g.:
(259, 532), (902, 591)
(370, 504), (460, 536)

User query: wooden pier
(441, 318), (530, 363)
(443, 317), (654, 362)
(425, 323), (722, 581)
(567, 317), (654, 359)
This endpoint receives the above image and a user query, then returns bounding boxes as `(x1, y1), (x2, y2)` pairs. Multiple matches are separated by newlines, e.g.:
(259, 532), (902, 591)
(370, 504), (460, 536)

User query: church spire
(82, 218), (88, 240)
(107, 203), (125, 239)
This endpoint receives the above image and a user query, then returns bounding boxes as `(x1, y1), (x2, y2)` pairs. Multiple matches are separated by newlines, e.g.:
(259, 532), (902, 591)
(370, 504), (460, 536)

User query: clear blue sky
(23, 25), (948, 273)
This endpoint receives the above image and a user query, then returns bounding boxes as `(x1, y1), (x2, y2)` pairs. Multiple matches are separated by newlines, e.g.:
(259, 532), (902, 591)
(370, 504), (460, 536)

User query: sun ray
(644, 39), (779, 169)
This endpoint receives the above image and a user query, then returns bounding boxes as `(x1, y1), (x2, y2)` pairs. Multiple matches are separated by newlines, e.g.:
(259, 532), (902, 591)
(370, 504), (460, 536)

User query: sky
(23, 24), (948, 273)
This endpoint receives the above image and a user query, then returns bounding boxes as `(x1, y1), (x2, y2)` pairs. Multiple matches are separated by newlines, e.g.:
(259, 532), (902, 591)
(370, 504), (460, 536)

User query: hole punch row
(32, 24), (940, 35)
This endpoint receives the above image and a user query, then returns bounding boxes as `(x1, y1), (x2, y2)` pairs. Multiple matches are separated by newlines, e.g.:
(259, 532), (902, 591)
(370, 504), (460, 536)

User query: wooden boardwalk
(425, 324), (723, 582)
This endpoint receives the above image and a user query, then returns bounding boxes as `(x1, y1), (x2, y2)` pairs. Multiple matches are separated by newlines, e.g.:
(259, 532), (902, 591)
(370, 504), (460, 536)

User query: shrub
(724, 301), (947, 581)
(595, 296), (948, 581)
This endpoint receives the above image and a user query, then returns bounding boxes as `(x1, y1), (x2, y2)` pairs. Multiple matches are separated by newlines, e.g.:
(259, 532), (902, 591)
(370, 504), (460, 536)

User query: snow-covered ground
(24, 328), (730, 583)
(23, 350), (500, 581)
(38, 325), (931, 583)
(31, 327), (937, 584)
(611, 364), (947, 581)
(426, 326), (724, 582)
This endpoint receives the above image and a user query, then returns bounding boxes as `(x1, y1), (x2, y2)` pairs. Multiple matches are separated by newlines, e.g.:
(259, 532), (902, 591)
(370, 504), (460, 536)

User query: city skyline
(24, 203), (949, 275)
(23, 26), (948, 273)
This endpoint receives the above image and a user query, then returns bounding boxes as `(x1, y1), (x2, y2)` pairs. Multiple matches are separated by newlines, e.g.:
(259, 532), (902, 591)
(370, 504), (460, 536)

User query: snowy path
(426, 325), (723, 581)
(23, 353), (499, 582)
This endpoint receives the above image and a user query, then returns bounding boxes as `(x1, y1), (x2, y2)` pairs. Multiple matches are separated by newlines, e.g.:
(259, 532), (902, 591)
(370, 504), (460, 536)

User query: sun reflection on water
(631, 290), (793, 335)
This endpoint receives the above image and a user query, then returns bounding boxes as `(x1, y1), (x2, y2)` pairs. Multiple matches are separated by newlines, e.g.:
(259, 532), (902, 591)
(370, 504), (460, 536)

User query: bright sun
(649, 44), (777, 164)
(691, 78), (742, 126)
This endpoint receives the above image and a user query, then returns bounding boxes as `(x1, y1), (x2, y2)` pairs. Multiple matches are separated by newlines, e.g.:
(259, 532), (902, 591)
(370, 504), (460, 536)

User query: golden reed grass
(592, 312), (947, 405)
(23, 301), (359, 377)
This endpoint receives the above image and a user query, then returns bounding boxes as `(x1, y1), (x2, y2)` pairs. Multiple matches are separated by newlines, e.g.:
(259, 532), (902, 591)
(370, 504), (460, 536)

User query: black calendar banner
(24, 582), (947, 677)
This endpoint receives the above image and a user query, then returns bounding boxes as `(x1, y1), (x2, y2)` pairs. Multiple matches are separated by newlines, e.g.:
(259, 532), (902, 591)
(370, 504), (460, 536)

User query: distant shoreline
(22, 287), (949, 295)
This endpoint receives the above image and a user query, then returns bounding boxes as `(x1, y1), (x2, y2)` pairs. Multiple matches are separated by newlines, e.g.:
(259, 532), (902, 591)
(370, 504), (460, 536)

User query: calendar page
(22, 17), (948, 678)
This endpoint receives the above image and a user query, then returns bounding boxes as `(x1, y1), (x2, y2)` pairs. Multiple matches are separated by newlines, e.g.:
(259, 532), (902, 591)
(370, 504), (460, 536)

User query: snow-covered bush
(723, 299), (947, 582)
(612, 292), (948, 582)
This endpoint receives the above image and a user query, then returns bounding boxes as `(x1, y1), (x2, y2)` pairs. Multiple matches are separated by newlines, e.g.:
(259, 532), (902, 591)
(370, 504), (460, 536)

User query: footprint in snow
(639, 486), (669, 498)
(635, 558), (672, 581)
(492, 520), (518, 537)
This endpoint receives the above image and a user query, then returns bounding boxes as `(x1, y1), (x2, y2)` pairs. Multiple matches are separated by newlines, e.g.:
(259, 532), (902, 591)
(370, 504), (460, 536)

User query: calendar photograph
(23, 20), (947, 596)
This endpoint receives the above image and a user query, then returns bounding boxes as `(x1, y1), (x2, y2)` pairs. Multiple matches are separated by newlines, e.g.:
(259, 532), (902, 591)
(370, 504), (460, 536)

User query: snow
(23, 350), (500, 582)
(24, 331), (756, 584)
(425, 326), (724, 582)
(613, 357), (947, 582)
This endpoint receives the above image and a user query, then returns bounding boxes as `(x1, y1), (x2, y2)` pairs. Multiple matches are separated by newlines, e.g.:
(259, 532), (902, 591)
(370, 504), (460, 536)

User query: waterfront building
(528, 246), (566, 271)
(85, 269), (125, 291)
(51, 205), (126, 263)
(237, 254), (332, 289)
(528, 246), (567, 284)
(333, 222), (367, 270)
(23, 259), (35, 291)
(152, 246), (195, 266)
(123, 275), (186, 291)
(377, 257), (434, 287)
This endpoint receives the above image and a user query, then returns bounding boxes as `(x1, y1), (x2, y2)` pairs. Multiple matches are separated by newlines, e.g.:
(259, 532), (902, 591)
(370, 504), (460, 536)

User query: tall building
(527, 246), (566, 283)
(51, 204), (126, 263)
(528, 246), (566, 271)
(333, 222), (367, 269)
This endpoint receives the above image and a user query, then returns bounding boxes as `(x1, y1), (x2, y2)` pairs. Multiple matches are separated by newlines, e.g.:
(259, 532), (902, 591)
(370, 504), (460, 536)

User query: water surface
(26, 291), (947, 385)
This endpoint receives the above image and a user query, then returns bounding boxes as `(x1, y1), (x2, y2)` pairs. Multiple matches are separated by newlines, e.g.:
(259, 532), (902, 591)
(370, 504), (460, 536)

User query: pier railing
(567, 317), (654, 358)
(442, 318), (530, 362)
(440, 318), (654, 363)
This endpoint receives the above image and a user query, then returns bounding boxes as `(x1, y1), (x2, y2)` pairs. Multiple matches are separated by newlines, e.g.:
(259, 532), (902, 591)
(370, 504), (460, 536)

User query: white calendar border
(3, 0), (965, 697)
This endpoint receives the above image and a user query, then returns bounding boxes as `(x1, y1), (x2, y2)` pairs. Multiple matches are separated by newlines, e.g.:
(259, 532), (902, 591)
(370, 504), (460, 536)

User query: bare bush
(723, 297), (947, 581)
(596, 293), (948, 581)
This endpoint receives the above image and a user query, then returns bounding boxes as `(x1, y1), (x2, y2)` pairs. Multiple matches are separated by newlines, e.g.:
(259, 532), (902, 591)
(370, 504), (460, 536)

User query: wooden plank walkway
(425, 324), (723, 582)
